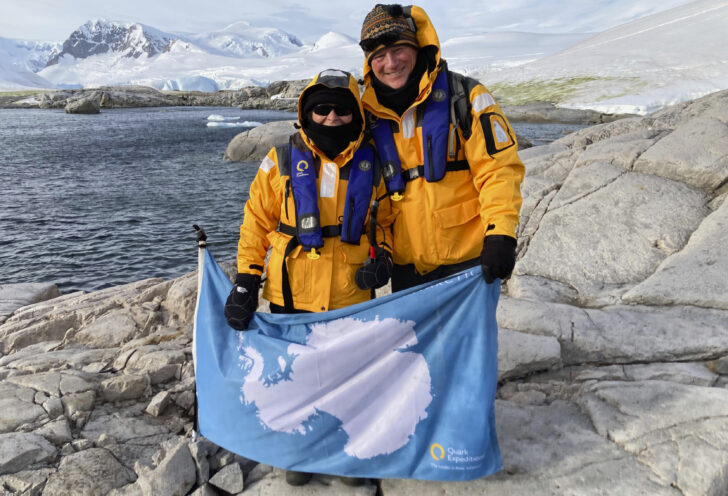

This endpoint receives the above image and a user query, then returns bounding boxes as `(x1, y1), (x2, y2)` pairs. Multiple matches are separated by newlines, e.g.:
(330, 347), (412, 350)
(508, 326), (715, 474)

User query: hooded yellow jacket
(361, 6), (524, 275)
(236, 71), (393, 312)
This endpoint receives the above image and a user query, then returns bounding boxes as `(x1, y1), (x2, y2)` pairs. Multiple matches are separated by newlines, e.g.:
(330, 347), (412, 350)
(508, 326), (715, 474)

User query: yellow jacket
(361, 5), (524, 275)
(237, 71), (393, 312)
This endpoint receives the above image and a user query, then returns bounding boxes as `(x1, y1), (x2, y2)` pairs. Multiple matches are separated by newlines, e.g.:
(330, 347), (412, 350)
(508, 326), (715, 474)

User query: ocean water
(0, 106), (583, 293)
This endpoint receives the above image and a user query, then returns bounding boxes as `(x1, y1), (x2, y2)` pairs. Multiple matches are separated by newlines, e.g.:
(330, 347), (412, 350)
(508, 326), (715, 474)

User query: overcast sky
(0, 0), (696, 43)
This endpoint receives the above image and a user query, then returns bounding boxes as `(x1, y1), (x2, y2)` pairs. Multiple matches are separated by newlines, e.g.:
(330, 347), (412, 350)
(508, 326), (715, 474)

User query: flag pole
(191, 224), (207, 441)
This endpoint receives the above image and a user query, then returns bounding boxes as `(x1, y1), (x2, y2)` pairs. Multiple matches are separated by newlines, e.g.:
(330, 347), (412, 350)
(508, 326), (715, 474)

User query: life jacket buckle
(391, 192), (403, 202)
(307, 248), (321, 260)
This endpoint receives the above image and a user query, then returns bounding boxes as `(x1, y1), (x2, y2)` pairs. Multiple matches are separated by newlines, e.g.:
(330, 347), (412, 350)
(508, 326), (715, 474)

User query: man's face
(369, 45), (418, 90)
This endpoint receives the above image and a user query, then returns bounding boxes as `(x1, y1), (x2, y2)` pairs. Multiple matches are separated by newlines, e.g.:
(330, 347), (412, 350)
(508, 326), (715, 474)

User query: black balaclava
(371, 50), (428, 116)
(301, 87), (362, 159)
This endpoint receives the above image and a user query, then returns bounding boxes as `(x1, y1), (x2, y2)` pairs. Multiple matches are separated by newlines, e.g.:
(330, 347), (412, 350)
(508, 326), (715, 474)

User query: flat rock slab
(634, 116), (728, 190)
(577, 380), (728, 496)
(0, 383), (47, 433)
(497, 297), (728, 364)
(498, 328), (561, 380)
(380, 400), (680, 495)
(516, 171), (708, 304)
(623, 197), (728, 309)
(0, 283), (60, 324)
(0, 432), (56, 475)
(43, 448), (136, 495)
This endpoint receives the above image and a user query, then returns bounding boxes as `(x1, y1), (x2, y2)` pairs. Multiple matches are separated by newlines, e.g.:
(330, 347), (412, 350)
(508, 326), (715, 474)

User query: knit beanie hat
(360, 4), (419, 62)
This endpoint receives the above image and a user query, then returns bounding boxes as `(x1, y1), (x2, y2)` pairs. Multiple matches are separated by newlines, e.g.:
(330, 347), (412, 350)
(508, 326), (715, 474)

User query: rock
(498, 328), (561, 380)
(224, 120), (296, 162)
(0, 383), (47, 433)
(43, 395), (64, 419)
(35, 417), (73, 445)
(502, 101), (634, 124)
(516, 169), (709, 305)
(188, 483), (220, 496)
(0, 283), (61, 324)
(0, 468), (55, 495)
(136, 440), (196, 496)
(0, 432), (56, 475)
(578, 380), (728, 496)
(81, 410), (169, 443)
(633, 116), (728, 190)
(43, 448), (136, 495)
(101, 374), (150, 402)
(145, 391), (171, 417)
(73, 310), (140, 348)
(65, 98), (100, 114)
(161, 272), (198, 323)
(244, 468), (376, 495)
(208, 463), (244, 493)
(62, 390), (96, 425)
(497, 296), (728, 365)
(623, 198), (728, 309)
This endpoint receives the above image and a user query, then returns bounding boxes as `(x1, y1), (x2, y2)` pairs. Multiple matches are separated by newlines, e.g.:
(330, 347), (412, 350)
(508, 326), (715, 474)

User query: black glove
(224, 273), (261, 331)
(355, 249), (393, 290)
(480, 235), (517, 284)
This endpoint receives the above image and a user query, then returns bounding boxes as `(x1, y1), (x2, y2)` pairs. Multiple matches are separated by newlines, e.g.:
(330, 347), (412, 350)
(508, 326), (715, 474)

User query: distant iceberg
(206, 121), (263, 128)
(161, 76), (218, 92)
(207, 114), (241, 121)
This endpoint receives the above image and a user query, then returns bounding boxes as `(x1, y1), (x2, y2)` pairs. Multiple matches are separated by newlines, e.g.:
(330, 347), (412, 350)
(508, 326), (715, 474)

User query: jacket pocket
(432, 197), (482, 263)
(266, 231), (310, 303)
(336, 242), (370, 295)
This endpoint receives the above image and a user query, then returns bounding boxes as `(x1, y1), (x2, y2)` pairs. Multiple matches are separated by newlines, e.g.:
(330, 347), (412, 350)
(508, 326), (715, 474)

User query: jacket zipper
(284, 179), (290, 221)
(427, 135), (434, 179)
(346, 197), (355, 240)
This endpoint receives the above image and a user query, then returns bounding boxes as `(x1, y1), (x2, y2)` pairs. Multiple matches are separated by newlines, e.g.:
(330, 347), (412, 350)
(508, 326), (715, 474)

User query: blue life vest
(288, 144), (375, 250)
(369, 69), (451, 194)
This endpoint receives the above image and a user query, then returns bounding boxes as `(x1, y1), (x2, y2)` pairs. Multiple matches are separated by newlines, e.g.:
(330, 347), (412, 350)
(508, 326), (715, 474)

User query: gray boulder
(65, 98), (100, 114)
(224, 120), (297, 163)
(0, 283), (60, 324)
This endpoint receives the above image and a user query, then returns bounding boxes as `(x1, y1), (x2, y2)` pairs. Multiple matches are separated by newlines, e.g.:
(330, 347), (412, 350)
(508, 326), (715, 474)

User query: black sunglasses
(312, 104), (353, 117)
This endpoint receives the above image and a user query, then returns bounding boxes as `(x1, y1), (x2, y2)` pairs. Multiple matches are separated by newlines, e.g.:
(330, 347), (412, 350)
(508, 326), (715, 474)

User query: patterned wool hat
(360, 4), (419, 62)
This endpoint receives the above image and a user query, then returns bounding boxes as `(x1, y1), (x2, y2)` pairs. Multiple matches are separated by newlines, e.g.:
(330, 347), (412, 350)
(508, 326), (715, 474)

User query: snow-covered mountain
(478, 0), (728, 114)
(310, 32), (357, 52)
(186, 21), (302, 58)
(0, 37), (58, 90)
(46, 20), (176, 66)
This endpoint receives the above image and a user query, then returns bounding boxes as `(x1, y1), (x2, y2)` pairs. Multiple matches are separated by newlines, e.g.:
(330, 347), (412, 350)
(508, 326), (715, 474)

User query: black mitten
(224, 273), (261, 331)
(480, 235), (517, 284)
(355, 249), (393, 290)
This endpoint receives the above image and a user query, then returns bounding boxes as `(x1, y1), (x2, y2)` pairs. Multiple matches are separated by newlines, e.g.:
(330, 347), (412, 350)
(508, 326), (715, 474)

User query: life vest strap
(402, 160), (469, 183)
(278, 223), (342, 238)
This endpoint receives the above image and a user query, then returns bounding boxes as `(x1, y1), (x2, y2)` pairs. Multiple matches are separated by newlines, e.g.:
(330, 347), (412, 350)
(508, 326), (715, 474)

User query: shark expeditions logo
(429, 443), (486, 471)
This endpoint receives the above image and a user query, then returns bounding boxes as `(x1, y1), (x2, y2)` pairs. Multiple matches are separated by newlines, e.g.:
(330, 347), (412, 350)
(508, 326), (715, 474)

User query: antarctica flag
(193, 248), (502, 481)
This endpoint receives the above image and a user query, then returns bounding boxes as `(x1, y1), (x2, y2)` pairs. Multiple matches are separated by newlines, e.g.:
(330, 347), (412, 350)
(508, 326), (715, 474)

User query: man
(359, 4), (524, 290)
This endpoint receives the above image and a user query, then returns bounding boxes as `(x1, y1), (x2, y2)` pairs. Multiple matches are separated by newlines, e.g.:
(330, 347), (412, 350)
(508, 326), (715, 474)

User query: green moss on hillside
(490, 77), (647, 105)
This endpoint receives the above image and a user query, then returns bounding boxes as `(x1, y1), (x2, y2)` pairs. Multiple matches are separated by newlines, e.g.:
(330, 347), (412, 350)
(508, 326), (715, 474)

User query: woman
(224, 69), (394, 486)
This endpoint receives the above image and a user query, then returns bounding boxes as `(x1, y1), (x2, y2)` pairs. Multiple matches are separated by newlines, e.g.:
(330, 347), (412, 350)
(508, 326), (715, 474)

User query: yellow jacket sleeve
(237, 148), (283, 276)
(463, 85), (525, 239)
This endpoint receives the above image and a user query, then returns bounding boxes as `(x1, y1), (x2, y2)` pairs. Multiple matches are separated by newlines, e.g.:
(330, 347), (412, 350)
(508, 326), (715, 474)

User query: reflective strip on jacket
(361, 5), (525, 275)
(236, 71), (394, 312)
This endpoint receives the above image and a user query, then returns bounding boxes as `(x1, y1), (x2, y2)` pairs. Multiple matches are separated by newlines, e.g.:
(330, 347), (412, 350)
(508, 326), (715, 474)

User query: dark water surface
(0, 107), (295, 293)
(0, 106), (583, 293)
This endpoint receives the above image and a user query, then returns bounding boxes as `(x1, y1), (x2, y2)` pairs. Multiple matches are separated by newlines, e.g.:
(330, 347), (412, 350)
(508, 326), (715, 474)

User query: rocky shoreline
(2, 89), (727, 495)
(0, 82), (630, 123)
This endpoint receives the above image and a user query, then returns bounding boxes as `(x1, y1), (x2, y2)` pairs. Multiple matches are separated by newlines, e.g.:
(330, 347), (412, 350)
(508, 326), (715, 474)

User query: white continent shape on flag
(239, 317), (432, 459)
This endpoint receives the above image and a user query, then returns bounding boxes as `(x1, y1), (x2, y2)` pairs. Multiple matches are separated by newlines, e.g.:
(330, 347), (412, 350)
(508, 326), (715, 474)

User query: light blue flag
(194, 248), (502, 481)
